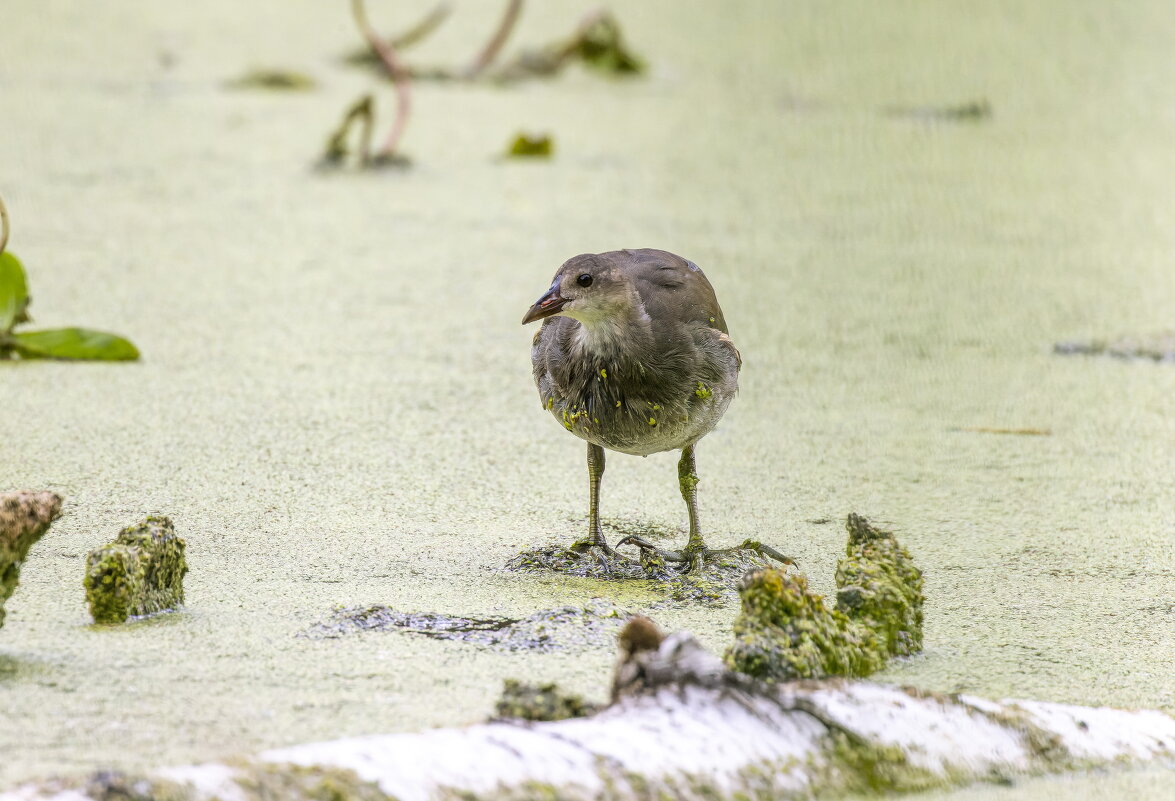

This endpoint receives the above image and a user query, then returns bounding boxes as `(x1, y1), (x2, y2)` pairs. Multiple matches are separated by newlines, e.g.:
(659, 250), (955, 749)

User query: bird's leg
(678, 444), (705, 568)
(570, 443), (620, 558)
(615, 445), (704, 572)
(618, 444), (797, 573)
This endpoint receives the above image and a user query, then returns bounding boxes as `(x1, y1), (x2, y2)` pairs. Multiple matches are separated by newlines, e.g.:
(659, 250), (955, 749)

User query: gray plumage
(526, 249), (741, 457)
(522, 249), (746, 568)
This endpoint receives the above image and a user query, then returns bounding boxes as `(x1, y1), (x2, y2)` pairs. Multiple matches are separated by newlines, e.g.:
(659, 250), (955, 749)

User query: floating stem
(465, 0), (524, 78)
(350, 0), (412, 161)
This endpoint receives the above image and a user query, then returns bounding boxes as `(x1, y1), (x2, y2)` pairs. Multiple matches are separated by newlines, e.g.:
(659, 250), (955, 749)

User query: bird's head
(521, 254), (635, 326)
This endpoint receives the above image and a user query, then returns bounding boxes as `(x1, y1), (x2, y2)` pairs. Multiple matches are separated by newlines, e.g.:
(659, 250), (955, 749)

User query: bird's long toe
(567, 540), (639, 574)
(616, 535), (695, 573)
(701, 539), (798, 569)
(621, 535), (797, 574)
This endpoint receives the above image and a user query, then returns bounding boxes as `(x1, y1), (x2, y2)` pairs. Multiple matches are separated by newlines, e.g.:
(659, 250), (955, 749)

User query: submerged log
(4, 627), (1173, 801)
(0, 491), (62, 629)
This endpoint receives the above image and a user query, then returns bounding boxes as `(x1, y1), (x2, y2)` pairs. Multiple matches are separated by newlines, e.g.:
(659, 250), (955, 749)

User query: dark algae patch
(505, 133), (553, 158)
(83, 516), (188, 624)
(31, 766), (391, 801)
(304, 599), (627, 652)
(883, 99), (992, 121)
(236, 763), (392, 801)
(226, 68), (317, 91)
(1054, 331), (1175, 362)
(725, 513), (923, 680)
(507, 539), (784, 606)
(494, 9), (646, 82)
(493, 678), (599, 721)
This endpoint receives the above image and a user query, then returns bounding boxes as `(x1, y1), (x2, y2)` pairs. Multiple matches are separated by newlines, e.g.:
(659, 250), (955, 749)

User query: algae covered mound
(1, 491), (63, 629)
(836, 512), (924, 656)
(725, 513), (923, 680)
(507, 540), (780, 606)
(494, 678), (599, 721)
(83, 516), (188, 624)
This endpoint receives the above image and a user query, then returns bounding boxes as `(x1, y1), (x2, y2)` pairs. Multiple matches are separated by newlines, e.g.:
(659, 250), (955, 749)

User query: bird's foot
(704, 539), (798, 570)
(568, 539), (635, 573)
(617, 535), (797, 575)
(615, 535), (690, 573)
(611, 535), (684, 576)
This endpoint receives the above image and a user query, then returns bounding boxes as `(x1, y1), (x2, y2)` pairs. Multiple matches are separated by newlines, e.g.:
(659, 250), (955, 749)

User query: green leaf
(12, 327), (140, 361)
(0, 251), (30, 333)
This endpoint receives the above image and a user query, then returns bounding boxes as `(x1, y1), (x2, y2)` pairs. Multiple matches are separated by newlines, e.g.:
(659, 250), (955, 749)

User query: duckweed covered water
(2, 1), (1174, 797)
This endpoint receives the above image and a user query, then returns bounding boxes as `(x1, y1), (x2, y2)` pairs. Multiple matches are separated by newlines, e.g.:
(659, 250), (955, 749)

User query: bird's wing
(716, 330), (742, 370)
(620, 249), (729, 334)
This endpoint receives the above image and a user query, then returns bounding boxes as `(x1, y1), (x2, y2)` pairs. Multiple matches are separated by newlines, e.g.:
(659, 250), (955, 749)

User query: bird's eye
(576, 274), (593, 288)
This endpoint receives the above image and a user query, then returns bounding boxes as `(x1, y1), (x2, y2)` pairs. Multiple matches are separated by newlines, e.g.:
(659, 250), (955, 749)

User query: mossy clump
(493, 11), (645, 82)
(78, 770), (191, 801)
(236, 762), (391, 801)
(572, 13), (645, 75)
(84, 516), (188, 624)
(817, 732), (941, 796)
(725, 514), (923, 680)
(226, 68), (317, 91)
(725, 570), (886, 680)
(494, 678), (599, 722)
(883, 99), (992, 122)
(836, 512), (924, 656)
(507, 542), (772, 607)
(1, 491), (63, 629)
(507, 544), (652, 580)
(505, 133), (553, 158)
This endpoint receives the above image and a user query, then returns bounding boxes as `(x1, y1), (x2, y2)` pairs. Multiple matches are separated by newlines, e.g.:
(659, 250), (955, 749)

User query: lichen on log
(0, 491), (62, 629)
(83, 515), (188, 624)
(725, 513), (923, 680)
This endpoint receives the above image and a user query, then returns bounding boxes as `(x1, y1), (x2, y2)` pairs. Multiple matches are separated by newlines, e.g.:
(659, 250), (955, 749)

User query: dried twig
(489, 7), (643, 82)
(464, 0), (524, 78)
(392, 1), (452, 50)
(351, 0), (412, 161)
(323, 94), (376, 166)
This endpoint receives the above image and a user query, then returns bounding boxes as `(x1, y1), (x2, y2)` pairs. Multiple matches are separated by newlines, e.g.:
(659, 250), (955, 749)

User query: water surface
(1, 1), (1173, 795)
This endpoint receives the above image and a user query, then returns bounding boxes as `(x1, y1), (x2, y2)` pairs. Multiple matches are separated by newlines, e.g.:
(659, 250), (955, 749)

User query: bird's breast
(531, 316), (738, 455)
(540, 367), (732, 456)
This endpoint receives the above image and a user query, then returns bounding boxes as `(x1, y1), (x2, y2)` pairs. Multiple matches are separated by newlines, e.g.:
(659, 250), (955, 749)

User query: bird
(522, 248), (791, 572)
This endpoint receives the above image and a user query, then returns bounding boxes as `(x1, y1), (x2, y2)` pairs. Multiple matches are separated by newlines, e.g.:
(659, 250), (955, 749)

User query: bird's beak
(521, 283), (568, 324)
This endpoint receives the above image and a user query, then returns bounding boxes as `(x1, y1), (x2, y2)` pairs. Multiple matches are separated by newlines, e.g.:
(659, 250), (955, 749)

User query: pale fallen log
(5, 628), (1173, 801)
